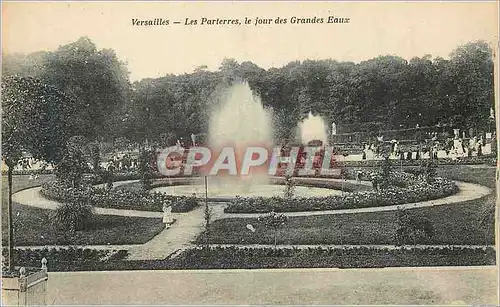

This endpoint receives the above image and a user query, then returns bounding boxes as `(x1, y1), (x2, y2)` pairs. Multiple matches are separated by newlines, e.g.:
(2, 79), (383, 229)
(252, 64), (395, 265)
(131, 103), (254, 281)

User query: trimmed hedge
(166, 246), (496, 269)
(2, 247), (128, 274)
(5, 246), (494, 272)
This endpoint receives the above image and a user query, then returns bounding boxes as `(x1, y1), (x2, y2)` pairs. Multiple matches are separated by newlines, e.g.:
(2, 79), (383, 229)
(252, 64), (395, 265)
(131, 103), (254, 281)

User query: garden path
(126, 205), (205, 260)
(46, 266), (498, 305)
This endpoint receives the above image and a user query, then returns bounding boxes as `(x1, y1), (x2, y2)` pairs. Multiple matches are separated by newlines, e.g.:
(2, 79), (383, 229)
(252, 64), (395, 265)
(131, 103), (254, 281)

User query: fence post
(19, 267), (27, 305)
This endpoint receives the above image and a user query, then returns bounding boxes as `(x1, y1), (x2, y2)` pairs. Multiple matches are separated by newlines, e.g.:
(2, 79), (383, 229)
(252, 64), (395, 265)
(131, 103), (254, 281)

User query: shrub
(3, 245), (495, 271)
(53, 201), (95, 232)
(395, 207), (435, 245)
(138, 149), (156, 190)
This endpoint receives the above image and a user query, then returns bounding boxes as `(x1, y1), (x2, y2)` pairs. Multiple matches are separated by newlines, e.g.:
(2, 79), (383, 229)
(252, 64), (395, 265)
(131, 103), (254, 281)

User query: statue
(191, 133), (196, 146)
(331, 122), (337, 135)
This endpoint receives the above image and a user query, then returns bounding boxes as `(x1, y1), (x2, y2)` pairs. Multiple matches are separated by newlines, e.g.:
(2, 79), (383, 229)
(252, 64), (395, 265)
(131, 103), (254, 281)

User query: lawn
(2, 175), (165, 246)
(198, 165), (496, 246)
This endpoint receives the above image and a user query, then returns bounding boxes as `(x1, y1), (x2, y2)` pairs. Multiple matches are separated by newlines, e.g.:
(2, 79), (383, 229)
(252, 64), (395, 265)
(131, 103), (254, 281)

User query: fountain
(205, 81), (274, 192)
(153, 82), (343, 199)
(299, 111), (328, 145)
(208, 81), (273, 151)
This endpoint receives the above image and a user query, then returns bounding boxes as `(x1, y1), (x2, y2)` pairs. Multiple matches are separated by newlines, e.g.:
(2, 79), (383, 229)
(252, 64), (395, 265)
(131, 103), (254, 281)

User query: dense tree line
(2, 37), (495, 146)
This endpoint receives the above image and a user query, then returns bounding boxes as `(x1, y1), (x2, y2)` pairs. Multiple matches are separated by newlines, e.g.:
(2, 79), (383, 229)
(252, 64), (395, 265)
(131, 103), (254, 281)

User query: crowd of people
(359, 131), (494, 161)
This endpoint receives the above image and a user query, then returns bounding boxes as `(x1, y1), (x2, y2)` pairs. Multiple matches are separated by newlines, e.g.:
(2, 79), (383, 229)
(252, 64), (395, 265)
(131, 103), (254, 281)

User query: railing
(2, 258), (48, 306)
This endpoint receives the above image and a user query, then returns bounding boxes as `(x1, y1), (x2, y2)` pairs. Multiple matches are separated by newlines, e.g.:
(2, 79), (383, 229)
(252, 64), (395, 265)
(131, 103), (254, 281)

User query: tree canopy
(2, 38), (495, 147)
(1, 76), (76, 166)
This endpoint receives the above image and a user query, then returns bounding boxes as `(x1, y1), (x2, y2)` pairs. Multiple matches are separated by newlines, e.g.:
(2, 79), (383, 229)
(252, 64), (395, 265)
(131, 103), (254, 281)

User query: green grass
(435, 165), (497, 188)
(2, 175), (165, 246)
(199, 165), (496, 246)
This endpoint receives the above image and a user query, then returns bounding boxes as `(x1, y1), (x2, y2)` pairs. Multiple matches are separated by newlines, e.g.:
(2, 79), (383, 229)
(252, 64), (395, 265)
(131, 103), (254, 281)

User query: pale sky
(2, 1), (498, 81)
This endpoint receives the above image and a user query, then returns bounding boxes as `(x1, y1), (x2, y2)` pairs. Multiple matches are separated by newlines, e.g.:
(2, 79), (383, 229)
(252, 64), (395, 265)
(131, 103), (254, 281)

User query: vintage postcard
(1, 1), (499, 305)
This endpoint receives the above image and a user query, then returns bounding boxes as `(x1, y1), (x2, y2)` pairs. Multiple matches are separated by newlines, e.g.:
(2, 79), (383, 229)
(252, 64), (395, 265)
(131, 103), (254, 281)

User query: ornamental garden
(1, 38), (497, 275)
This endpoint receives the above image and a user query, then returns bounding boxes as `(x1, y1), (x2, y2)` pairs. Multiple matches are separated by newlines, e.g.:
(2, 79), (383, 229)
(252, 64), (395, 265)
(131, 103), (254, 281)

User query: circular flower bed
(224, 172), (459, 213)
(41, 181), (199, 213)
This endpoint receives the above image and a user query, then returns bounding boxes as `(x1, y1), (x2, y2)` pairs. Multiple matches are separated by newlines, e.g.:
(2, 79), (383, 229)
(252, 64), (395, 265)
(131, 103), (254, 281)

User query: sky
(2, 1), (498, 81)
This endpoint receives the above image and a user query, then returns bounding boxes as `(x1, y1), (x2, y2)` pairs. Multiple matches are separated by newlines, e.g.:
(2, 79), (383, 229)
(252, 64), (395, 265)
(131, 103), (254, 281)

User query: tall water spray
(299, 111), (328, 145)
(208, 81), (274, 189)
(209, 82), (273, 148)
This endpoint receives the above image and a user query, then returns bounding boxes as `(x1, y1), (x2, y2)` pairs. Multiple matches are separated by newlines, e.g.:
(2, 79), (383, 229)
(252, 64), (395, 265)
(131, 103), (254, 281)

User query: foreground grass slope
(1, 175), (165, 246)
(199, 165), (496, 246)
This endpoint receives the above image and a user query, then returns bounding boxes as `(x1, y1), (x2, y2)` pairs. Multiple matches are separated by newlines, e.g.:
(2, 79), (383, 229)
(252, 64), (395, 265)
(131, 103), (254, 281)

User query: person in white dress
(162, 204), (173, 226)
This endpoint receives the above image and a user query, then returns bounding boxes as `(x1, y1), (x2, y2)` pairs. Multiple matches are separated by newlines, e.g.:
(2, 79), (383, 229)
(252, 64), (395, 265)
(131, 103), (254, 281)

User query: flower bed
(18, 246), (494, 271)
(224, 176), (458, 213)
(5, 246), (494, 271)
(40, 181), (199, 213)
(3, 247), (128, 272)
(165, 246), (496, 269)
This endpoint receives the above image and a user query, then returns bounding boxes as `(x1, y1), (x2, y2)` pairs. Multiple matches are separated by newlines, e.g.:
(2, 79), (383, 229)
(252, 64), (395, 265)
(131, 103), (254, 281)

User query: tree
(160, 132), (177, 147)
(444, 41), (494, 130)
(283, 175), (296, 199)
(420, 160), (437, 183)
(88, 141), (101, 173)
(378, 156), (393, 189)
(138, 148), (156, 190)
(3, 40), (495, 148)
(54, 137), (90, 188)
(1, 76), (75, 270)
(10, 37), (131, 140)
(258, 211), (288, 246)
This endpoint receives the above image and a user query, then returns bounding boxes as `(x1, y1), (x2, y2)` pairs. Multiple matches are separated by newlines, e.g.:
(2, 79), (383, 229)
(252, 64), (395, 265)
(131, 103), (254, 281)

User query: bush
(53, 200), (95, 232)
(395, 207), (435, 245)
